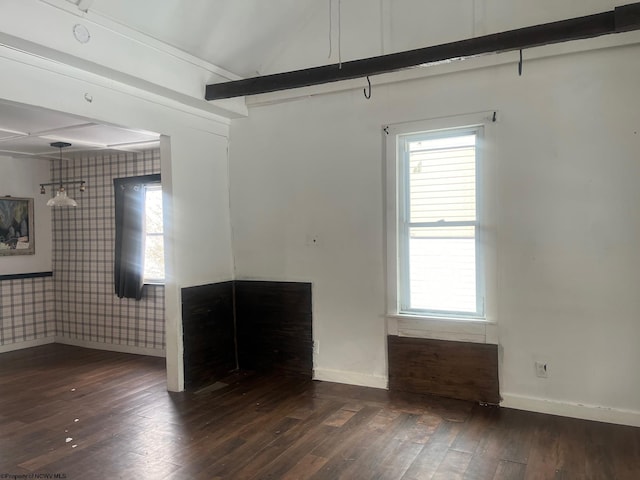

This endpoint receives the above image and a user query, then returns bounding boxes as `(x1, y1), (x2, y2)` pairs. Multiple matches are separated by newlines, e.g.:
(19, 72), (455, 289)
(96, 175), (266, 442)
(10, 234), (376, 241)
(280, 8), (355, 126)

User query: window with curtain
(114, 174), (162, 300)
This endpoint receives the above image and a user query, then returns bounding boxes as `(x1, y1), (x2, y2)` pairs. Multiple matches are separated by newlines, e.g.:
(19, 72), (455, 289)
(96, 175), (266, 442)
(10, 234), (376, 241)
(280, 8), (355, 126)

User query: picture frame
(0, 196), (35, 256)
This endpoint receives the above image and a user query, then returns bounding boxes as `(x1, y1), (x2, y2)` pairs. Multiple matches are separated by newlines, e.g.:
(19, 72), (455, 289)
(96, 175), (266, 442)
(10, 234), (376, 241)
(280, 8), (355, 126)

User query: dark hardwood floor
(0, 345), (639, 479)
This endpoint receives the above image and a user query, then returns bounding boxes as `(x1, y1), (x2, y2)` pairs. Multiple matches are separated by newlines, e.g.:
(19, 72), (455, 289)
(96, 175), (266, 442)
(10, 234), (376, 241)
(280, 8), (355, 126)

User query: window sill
(386, 313), (497, 344)
(144, 281), (165, 286)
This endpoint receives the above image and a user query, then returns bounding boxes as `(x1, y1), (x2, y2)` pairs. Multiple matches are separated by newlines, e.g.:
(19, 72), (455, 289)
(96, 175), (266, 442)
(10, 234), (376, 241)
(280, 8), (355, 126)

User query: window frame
(142, 182), (165, 285)
(385, 113), (494, 323)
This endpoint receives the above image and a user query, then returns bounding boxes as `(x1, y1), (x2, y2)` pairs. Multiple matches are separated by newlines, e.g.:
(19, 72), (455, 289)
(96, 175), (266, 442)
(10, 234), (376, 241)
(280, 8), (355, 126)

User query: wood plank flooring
(0, 344), (639, 479)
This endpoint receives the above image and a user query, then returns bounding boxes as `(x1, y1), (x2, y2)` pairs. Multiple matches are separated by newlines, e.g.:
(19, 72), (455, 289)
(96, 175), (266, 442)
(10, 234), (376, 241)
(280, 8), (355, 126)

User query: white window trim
(384, 111), (498, 342)
(398, 125), (484, 318)
(143, 183), (165, 285)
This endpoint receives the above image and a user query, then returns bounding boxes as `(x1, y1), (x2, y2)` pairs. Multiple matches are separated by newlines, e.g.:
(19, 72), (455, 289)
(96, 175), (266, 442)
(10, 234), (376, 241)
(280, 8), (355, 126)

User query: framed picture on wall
(0, 197), (34, 256)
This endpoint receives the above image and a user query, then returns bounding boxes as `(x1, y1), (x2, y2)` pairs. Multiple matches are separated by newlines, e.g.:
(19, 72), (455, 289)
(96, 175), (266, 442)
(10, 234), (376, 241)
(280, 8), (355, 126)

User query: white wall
(230, 98), (388, 387)
(230, 39), (640, 424)
(494, 45), (640, 426)
(0, 156), (52, 275)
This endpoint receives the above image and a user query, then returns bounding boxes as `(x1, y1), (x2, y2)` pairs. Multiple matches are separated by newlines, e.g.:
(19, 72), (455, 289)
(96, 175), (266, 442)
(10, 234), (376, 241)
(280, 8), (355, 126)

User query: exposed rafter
(205, 3), (640, 100)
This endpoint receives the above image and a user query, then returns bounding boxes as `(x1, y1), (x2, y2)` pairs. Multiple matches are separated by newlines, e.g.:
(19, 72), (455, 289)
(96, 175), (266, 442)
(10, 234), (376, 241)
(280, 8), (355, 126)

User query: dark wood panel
(1, 344), (639, 479)
(205, 4), (640, 99)
(182, 281), (236, 390)
(388, 335), (500, 404)
(235, 281), (312, 377)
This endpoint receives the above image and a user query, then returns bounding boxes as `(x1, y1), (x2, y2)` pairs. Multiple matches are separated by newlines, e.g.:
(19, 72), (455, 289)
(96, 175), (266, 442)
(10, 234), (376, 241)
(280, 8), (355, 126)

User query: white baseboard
(0, 336), (55, 354)
(55, 336), (165, 358)
(314, 368), (388, 390)
(501, 393), (640, 428)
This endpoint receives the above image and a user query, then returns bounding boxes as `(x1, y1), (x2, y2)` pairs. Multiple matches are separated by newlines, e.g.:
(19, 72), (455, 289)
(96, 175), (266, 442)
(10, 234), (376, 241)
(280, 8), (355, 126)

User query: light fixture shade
(46, 188), (78, 207)
(45, 141), (84, 207)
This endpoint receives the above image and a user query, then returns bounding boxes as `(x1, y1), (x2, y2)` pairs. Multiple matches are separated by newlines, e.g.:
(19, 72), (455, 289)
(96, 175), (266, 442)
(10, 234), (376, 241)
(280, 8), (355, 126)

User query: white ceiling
(1, 1), (322, 158)
(0, 99), (159, 161)
(84, 0), (321, 78)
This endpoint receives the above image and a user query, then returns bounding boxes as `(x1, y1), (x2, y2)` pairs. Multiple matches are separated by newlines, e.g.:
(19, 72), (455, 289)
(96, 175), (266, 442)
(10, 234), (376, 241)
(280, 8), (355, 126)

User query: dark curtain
(114, 174), (161, 300)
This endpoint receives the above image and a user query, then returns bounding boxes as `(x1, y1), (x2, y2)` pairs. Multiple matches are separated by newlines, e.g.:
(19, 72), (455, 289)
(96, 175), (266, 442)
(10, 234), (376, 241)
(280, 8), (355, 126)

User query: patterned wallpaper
(0, 276), (55, 347)
(51, 148), (165, 351)
(0, 148), (165, 352)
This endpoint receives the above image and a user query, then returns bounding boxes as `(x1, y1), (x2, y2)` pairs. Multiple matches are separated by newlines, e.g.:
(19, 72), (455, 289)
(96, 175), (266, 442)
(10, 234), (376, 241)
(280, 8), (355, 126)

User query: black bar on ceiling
(205, 3), (640, 100)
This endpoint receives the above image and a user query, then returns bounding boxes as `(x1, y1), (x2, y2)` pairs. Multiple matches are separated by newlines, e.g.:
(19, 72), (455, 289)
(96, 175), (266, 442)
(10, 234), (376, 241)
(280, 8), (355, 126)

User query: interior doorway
(0, 98), (168, 378)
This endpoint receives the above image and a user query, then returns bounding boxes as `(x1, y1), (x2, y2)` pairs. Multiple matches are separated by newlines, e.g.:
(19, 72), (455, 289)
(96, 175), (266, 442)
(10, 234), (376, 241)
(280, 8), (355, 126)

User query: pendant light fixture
(39, 142), (86, 207)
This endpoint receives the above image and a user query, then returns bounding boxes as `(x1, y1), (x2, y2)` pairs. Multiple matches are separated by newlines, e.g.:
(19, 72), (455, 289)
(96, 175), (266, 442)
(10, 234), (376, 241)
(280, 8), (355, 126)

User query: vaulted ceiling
(75, 0), (322, 78)
(2, 0), (636, 158)
(72, 0), (633, 79)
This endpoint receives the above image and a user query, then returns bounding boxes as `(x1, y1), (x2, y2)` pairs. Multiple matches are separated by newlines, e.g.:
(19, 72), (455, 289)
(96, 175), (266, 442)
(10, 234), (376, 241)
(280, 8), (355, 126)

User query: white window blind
(399, 127), (483, 317)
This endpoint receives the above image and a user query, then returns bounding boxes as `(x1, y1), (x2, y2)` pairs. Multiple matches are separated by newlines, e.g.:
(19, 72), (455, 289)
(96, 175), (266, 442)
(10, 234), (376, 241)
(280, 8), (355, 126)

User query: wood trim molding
(0, 271), (53, 281)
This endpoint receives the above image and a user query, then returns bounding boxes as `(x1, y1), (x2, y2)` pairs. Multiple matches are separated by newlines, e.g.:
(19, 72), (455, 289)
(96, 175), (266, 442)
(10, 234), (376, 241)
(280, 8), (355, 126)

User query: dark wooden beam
(206, 3), (640, 100)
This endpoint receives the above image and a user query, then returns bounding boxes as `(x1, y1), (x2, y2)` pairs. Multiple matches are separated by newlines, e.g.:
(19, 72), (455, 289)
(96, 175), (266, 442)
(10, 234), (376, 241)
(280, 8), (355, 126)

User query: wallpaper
(0, 276), (54, 347)
(52, 148), (165, 350)
(1, 148), (165, 352)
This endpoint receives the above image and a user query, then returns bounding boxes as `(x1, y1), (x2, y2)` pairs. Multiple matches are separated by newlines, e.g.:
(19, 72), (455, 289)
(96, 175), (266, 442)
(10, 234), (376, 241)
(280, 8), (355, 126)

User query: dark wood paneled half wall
(182, 281), (236, 390)
(235, 281), (313, 377)
(182, 282), (498, 404)
(182, 281), (313, 390)
(388, 335), (500, 404)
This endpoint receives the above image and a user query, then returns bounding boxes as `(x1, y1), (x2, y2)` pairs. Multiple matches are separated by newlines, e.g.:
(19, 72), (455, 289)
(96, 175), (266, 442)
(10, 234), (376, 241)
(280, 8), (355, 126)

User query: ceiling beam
(205, 3), (640, 100)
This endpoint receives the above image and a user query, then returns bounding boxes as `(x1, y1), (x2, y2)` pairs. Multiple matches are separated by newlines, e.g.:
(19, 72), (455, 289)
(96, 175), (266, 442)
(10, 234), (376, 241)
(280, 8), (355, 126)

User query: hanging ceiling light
(40, 142), (86, 207)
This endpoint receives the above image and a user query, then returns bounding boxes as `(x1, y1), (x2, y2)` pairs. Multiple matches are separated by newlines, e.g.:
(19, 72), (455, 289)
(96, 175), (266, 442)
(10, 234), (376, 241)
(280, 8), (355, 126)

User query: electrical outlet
(535, 361), (548, 378)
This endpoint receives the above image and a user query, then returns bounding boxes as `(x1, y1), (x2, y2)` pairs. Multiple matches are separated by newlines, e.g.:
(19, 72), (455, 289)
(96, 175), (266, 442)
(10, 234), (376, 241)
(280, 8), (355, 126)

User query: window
(114, 174), (162, 299)
(388, 120), (485, 319)
(143, 184), (165, 283)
